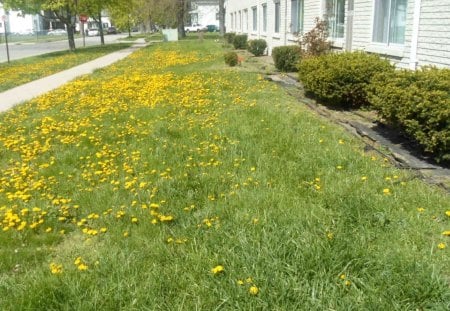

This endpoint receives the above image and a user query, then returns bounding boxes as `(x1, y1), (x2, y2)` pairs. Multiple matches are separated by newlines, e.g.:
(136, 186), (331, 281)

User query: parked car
(206, 25), (219, 32)
(47, 29), (67, 36)
(86, 28), (99, 36)
(17, 29), (34, 35)
(185, 24), (207, 33)
(107, 26), (118, 34)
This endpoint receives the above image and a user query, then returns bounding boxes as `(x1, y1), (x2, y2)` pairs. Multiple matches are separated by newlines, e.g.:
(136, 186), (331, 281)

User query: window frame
(262, 3), (268, 33)
(290, 0), (304, 34)
(252, 6), (258, 32)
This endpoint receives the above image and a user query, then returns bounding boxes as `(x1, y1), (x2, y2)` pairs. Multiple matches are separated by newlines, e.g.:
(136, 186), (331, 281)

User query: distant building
(0, 4), (41, 35)
(224, 0), (450, 69)
(189, 0), (220, 27)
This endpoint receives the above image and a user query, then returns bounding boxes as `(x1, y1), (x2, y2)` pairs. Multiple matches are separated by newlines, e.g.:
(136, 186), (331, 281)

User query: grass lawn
(0, 39), (449, 310)
(0, 43), (132, 92)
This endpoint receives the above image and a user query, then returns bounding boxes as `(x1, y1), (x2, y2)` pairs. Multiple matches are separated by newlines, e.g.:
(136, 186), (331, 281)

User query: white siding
(225, 0), (450, 68)
(415, 0), (450, 68)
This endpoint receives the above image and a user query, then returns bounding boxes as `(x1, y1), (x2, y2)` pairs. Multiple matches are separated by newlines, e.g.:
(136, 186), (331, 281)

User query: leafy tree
(3, 0), (79, 50)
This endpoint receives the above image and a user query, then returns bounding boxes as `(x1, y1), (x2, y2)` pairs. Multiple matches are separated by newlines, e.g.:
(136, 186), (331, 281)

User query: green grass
(0, 39), (449, 310)
(0, 43), (132, 92)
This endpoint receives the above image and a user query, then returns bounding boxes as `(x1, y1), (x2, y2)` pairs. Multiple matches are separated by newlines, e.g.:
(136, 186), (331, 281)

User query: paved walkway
(0, 39), (148, 113)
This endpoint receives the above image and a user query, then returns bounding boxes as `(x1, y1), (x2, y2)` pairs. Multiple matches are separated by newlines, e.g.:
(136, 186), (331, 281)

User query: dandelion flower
(237, 280), (244, 285)
(442, 231), (450, 236)
(344, 280), (351, 286)
(417, 207), (425, 213)
(249, 285), (259, 295)
(77, 263), (88, 271)
(211, 265), (224, 275)
(383, 188), (391, 195)
(437, 243), (446, 250)
(445, 211), (450, 217)
(49, 263), (63, 275)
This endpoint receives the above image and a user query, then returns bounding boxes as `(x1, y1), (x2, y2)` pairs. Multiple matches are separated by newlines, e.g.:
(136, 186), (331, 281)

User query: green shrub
(224, 32), (236, 44)
(368, 67), (450, 163)
(298, 51), (394, 108)
(224, 51), (238, 67)
(247, 39), (267, 56)
(271, 46), (302, 72)
(233, 34), (248, 49)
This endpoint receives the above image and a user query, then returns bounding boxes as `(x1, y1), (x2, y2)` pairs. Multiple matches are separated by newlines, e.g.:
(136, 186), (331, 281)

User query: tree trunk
(177, 0), (186, 38)
(219, 0), (225, 36)
(98, 12), (105, 45)
(65, 10), (76, 51)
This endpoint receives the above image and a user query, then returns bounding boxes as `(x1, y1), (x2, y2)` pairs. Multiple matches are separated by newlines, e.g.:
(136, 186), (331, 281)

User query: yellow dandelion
(442, 230), (450, 236)
(131, 217), (138, 223)
(211, 265), (224, 275)
(249, 285), (259, 295)
(49, 263), (63, 275)
(417, 207), (425, 213)
(123, 231), (129, 237)
(344, 280), (351, 286)
(77, 263), (88, 271)
(445, 211), (450, 217)
(437, 243), (446, 250)
(339, 274), (346, 280)
(383, 188), (391, 195)
(237, 280), (244, 285)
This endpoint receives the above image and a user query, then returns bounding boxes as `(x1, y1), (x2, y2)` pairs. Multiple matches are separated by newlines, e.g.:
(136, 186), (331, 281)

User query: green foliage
(300, 17), (331, 57)
(224, 51), (238, 67)
(233, 34), (248, 50)
(369, 67), (450, 162)
(224, 32), (236, 44)
(247, 39), (267, 57)
(298, 51), (394, 108)
(271, 45), (302, 72)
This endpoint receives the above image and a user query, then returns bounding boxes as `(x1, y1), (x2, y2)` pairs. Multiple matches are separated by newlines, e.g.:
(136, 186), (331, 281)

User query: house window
(291, 0), (304, 33)
(252, 6), (257, 31)
(373, 0), (407, 44)
(326, 0), (345, 38)
(262, 3), (267, 32)
(274, 1), (281, 33)
(238, 11), (241, 30)
(244, 9), (248, 31)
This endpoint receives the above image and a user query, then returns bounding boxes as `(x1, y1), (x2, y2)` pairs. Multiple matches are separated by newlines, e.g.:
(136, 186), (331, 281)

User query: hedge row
(369, 67), (450, 162)
(297, 52), (450, 163)
(298, 52), (394, 108)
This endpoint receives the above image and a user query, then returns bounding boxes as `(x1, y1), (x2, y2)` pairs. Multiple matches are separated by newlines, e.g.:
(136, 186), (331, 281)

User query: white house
(189, 0), (220, 27)
(0, 5), (39, 35)
(224, 0), (450, 69)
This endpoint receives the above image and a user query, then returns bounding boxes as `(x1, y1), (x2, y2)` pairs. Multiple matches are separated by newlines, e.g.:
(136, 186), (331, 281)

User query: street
(0, 33), (129, 63)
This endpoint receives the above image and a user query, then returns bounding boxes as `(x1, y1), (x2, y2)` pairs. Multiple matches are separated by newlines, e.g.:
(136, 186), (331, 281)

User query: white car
(87, 28), (100, 36)
(47, 29), (67, 35)
(185, 24), (207, 33)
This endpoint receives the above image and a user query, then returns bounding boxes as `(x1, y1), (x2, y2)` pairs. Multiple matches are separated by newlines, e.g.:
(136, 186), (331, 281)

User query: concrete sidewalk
(0, 39), (148, 113)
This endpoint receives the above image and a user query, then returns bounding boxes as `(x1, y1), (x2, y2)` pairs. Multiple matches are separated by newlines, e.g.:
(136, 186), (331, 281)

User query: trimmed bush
(272, 46), (302, 72)
(368, 67), (450, 162)
(298, 51), (394, 108)
(224, 51), (238, 67)
(247, 39), (267, 56)
(233, 34), (248, 49)
(224, 32), (236, 44)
